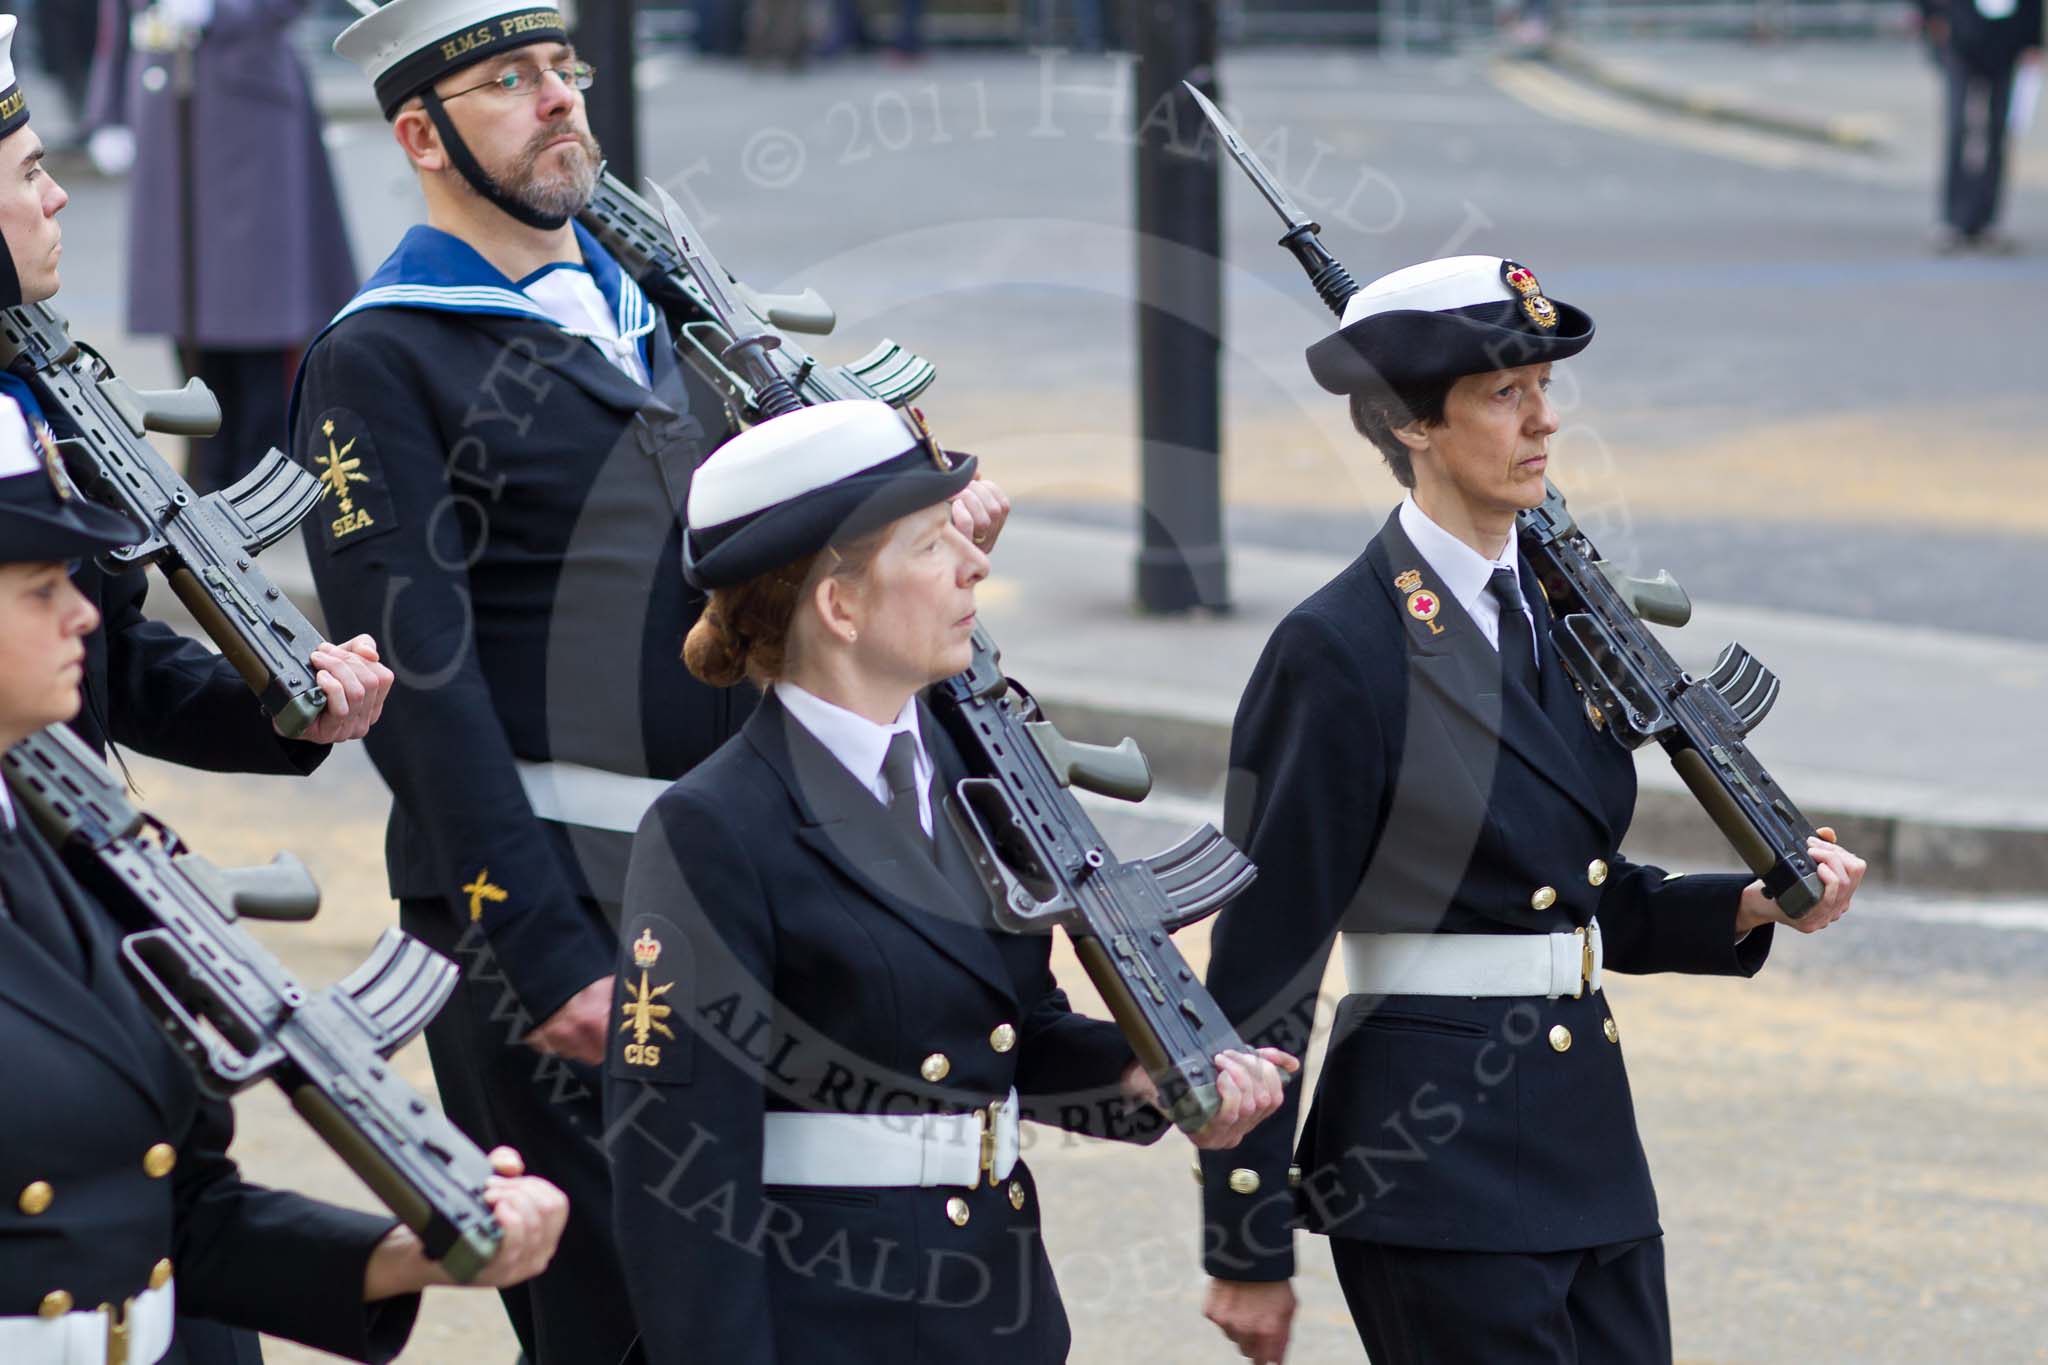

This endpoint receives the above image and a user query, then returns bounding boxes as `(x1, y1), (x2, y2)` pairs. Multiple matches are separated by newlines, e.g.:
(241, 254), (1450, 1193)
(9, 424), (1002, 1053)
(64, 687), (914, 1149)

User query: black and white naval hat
(1305, 255), (1595, 396)
(684, 400), (977, 591)
(0, 17), (29, 143)
(0, 412), (139, 563)
(336, 0), (571, 118)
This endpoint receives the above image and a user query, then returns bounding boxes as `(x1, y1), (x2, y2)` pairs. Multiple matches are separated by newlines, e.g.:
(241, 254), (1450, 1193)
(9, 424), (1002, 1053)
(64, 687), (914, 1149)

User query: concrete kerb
(1535, 42), (1894, 154)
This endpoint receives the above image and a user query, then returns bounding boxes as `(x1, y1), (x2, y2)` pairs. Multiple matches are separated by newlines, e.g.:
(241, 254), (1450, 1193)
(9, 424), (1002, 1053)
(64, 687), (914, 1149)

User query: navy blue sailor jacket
(0, 817), (417, 1362)
(291, 224), (747, 1028)
(1197, 508), (1775, 1280)
(604, 689), (1165, 1365)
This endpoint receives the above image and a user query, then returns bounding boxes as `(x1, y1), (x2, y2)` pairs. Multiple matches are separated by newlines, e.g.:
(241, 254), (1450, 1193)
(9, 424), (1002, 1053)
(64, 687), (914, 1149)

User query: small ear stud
(845, 629), (857, 643)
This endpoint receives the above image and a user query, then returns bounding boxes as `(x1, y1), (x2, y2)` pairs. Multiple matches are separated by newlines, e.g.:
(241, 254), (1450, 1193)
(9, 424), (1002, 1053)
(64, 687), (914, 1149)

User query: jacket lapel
(1369, 513), (1611, 834)
(746, 694), (1017, 1005)
(0, 836), (171, 1119)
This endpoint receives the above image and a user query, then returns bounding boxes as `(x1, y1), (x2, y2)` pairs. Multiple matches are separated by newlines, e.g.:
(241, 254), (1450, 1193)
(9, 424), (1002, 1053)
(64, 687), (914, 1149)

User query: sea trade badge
(308, 409), (398, 551)
(1501, 260), (1559, 331)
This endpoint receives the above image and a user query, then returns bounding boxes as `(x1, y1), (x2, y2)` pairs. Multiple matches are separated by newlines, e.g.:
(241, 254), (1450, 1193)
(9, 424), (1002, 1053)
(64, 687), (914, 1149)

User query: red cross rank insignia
(308, 409), (398, 551)
(610, 915), (692, 1084)
(1406, 588), (1441, 623)
(1501, 260), (1559, 331)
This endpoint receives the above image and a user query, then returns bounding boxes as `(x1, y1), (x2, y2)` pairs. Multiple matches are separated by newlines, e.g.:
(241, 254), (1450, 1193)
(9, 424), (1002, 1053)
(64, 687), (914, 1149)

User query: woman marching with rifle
(602, 398), (1297, 1364)
(1195, 255), (1870, 1365)
(0, 432), (567, 1363)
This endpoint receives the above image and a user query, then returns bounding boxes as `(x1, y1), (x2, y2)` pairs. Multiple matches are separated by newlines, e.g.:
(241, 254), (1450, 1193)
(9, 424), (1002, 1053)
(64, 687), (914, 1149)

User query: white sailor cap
(0, 17), (33, 141)
(0, 411), (139, 563)
(1305, 254), (1595, 396)
(684, 400), (977, 591)
(336, 0), (572, 118)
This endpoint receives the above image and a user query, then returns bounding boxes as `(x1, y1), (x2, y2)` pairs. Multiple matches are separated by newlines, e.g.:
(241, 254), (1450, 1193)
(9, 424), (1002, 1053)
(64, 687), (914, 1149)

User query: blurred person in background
(1920, 0), (2043, 251)
(123, 0), (356, 493)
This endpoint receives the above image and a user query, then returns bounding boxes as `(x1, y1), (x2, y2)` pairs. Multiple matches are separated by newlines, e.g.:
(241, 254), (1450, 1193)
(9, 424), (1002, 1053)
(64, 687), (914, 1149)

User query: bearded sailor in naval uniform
(1195, 256), (1868, 1365)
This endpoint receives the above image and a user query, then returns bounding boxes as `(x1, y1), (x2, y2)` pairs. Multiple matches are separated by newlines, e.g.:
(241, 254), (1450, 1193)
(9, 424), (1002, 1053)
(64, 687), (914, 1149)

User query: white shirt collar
(521, 265), (651, 388)
(774, 682), (934, 835)
(0, 782), (14, 832)
(1398, 494), (1536, 662)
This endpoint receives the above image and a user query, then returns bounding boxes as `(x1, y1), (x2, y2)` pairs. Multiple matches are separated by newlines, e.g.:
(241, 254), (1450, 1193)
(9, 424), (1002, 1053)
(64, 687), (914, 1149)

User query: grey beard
(503, 133), (602, 221)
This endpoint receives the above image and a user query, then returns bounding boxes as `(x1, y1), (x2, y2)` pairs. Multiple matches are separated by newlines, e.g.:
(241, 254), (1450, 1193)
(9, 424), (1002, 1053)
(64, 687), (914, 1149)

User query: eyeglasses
(442, 60), (596, 102)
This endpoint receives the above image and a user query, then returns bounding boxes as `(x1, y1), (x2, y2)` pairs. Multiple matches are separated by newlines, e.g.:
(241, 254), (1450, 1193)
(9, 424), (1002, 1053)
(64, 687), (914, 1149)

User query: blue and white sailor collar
(328, 220), (657, 356)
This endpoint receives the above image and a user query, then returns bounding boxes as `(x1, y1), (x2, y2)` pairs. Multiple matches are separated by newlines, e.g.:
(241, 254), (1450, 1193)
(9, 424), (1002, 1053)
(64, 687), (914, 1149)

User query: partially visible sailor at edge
(606, 398), (1294, 1364)
(1196, 255), (1868, 1365)
(298, 2), (1008, 1361)
(0, 326), (571, 1362)
(0, 11), (391, 775)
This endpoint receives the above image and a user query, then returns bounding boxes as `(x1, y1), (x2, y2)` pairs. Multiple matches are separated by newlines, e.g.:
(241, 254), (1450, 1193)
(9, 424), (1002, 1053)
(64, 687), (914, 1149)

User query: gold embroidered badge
(462, 869), (509, 922)
(1394, 569), (1423, 594)
(316, 418), (377, 542)
(619, 929), (676, 1068)
(1502, 261), (1559, 331)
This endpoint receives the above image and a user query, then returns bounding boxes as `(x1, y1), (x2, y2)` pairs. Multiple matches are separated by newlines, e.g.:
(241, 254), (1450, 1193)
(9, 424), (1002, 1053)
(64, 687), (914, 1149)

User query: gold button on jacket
(1530, 886), (1558, 912)
(1587, 859), (1609, 887)
(150, 1259), (174, 1291)
(919, 1053), (950, 1083)
(1548, 1024), (1572, 1053)
(1603, 1017), (1620, 1044)
(38, 1289), (72, 1318)
(988, 1023), (1016, 1053)
(1227, 1168), (1260, 1196)
(17, 1181), (52, 1216)
(143, 1143), (177, 1179)
(944, 1196), (970, 1227)
(1008, 1180), (1027, 1211)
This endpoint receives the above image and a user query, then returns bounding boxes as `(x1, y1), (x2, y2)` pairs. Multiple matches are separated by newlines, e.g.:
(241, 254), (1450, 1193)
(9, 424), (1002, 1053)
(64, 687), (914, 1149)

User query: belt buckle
(979, 1096), (1005, 1187)
(1576, 925), (1595, 991)
(99, 1296), (133, 1365)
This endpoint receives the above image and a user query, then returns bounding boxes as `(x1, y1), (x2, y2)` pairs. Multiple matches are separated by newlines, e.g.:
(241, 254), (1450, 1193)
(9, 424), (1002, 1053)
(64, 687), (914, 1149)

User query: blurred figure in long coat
(124, 0), (356, 492)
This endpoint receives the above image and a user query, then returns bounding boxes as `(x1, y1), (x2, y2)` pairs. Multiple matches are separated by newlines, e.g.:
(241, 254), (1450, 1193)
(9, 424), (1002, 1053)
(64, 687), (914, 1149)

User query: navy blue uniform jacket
(1198, 510), (1773, 1279)
(293, 229), (746, 1027)
(605, 691), (1162, 1364)
(0, 822), (416, 1361)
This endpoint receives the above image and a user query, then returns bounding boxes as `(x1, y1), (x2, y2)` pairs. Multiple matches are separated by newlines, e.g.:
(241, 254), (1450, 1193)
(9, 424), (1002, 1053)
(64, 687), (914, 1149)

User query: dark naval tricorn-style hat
(0, 416), (139, 563)
(1305, 255), (1595, 396)
(685, 400), (977, 591)
(336, 0), (570, 119)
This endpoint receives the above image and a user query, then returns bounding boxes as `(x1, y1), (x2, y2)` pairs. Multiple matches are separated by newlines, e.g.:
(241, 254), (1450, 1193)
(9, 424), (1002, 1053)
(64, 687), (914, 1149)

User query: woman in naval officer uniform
(0, 431), (568, 1363)
(603, 399), (1297, 1364)
(1195, 256), (1868, 1365)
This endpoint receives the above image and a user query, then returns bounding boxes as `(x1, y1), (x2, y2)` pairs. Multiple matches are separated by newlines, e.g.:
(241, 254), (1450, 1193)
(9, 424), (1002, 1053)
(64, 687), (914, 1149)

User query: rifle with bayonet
(0, 302), (328, 736)
(637, 180), (1262, 1132)
(3, 723), (504, 1280)
(578, 173), (938, 418)
(1186, 82), (1824, 917)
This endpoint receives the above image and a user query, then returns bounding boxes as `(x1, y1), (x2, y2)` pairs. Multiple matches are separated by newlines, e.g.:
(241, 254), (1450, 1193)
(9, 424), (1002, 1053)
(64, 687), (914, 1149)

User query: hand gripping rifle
(0, 302), (328, 736)
(639, 182), (1261, 1131)
(1187, 84), (1824, 917)
(3, 723), (504, 1281)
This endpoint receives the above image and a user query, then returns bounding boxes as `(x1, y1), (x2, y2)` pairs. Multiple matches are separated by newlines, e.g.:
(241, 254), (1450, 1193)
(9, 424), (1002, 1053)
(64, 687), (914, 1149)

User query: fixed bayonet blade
(643, 180), (770, 350)
(1180, 82), (1317, 233)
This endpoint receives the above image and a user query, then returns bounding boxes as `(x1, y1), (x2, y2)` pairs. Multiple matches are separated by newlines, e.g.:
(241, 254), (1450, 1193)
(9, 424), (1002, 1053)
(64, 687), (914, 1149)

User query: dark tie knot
(1487, 566), (1527, 614)
(881, 731), (921, 805)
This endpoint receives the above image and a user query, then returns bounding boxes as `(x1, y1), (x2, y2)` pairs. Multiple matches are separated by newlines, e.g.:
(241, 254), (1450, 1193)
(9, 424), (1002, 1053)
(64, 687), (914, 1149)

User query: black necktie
(0, 823), (89, 976)
(1487, 567), (1541, 696)
(881, 731), (931, 854)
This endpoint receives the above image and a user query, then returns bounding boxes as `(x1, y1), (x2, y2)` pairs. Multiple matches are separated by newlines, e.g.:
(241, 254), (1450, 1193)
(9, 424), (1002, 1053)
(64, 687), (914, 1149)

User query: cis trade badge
(610, 916), (692, 1084)
(1501, 260), (1559, 331)
(308, 409), (398, 551)
(1394, 568), (1423, 594)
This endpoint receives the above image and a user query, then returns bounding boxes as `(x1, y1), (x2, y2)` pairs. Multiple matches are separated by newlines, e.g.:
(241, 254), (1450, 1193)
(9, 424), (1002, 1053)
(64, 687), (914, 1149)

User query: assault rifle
(1187, 83), (1824, 916)
(0, 302), (328, 737)
(579, 173), (938, 417)
(638, 180), (1261, 1132)
(4, 723), (504, 1280)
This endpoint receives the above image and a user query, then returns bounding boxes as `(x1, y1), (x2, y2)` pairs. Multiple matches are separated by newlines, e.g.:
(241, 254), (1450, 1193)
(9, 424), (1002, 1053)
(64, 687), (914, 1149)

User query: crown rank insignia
(1394, 568), (1423, 594)
(632, 927), (663, 969)
(1501, 260), (1559, 330)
